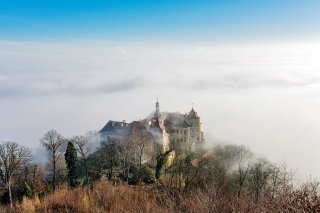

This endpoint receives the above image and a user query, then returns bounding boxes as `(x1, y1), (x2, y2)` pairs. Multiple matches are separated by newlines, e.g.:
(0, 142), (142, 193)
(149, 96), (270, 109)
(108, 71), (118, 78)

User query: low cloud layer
(1, 41), (320, 97)
(1, 40), (320, 180)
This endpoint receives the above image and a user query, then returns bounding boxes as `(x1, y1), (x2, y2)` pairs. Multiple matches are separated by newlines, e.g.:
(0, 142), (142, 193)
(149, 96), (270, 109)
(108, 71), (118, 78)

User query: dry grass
(1, 180), (320, 212)
(10, 181), (167, 213)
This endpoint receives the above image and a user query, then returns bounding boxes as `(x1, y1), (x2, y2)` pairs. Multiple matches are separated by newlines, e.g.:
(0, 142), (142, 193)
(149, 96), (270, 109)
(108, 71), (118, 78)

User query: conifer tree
(155, 149), (172, 180)
(23, 182), (33, 198)
(65, 141), (78, 188)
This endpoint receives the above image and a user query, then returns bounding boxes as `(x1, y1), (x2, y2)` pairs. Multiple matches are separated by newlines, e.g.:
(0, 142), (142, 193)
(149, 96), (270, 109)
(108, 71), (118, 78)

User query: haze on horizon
(1, 0), (320, 181)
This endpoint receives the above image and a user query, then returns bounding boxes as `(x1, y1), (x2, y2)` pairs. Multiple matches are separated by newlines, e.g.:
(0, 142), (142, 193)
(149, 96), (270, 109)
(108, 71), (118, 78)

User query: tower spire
(155, 96), (160, 117)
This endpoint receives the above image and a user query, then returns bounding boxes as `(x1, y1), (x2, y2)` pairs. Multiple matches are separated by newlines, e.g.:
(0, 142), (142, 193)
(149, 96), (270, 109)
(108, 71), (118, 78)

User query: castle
(99, 100), (204, 161)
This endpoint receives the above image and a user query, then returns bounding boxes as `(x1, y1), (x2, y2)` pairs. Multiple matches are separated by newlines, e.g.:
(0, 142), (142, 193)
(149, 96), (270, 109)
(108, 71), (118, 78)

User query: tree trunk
(138, 152), (143, 182)
(33, 165), (37, 190)
(53, 151), (56, 191)
(139, 154), (142, 171)
(84, 159), (89, 184)
(8, 181), (12, 208)
(126, 164), (130, 184)
(237, 188), (242, 198)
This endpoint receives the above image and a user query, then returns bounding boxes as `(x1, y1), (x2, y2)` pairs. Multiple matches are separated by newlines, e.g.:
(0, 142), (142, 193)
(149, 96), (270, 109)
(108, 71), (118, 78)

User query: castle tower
(186, 106), (202, 149)
(154, 96), (160, 118)
(187, 106), (200, 126)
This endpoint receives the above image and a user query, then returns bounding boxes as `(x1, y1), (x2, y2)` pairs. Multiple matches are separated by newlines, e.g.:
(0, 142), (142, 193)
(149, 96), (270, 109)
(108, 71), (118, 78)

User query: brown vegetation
(0, 181), (161, 213)
(0, 179), (319, 213)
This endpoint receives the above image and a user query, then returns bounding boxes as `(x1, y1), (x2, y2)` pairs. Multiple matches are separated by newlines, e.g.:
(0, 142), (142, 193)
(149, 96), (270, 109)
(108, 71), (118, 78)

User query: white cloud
(116, 46), (130, 57)
(0, 75), (7, 81)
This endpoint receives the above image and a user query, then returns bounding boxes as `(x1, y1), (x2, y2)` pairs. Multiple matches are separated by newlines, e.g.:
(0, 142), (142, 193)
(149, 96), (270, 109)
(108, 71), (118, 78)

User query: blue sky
(1, 0), (320, 41)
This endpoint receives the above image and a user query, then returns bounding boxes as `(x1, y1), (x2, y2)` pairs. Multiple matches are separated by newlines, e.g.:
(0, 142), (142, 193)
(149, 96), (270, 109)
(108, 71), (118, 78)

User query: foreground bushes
(0, 181), (160, 213)
(1, 179), (320, 213)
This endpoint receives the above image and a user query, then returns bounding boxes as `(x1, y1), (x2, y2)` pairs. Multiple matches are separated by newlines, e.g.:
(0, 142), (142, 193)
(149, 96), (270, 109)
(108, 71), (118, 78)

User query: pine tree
(65, 141), (78, 188)
(23, 182), (33, 198)
(155, 149), (173, 180)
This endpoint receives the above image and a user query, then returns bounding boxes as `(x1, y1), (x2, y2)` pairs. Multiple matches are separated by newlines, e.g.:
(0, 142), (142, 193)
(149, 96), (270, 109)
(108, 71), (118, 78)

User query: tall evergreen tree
(65, 141), (78, 188)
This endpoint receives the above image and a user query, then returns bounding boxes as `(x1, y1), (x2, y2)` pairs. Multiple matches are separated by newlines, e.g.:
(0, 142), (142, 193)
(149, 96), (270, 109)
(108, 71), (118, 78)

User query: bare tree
(22, 163), (47, 197)
(0, 141), (31, 207)
(93, 135), (120, 180)
(71, 135), (92, 184)
(118, 136), (136, 183)
(249, 159), (272, 203)
(236, 146), (252, 198)
(183, 152), (209, 190)
(40, 129), (65, 191)
(215, 145), (244, 172)
(105, 138), (120, 180)
(30, 163), (47, 195)
(132, 130), (153, 172)
(269, 162), (295, 199)
(208, 144), (249, 192)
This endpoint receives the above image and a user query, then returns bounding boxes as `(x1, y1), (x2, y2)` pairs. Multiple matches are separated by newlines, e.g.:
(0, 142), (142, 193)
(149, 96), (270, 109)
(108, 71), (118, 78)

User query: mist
(1, 40), (320, 180)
